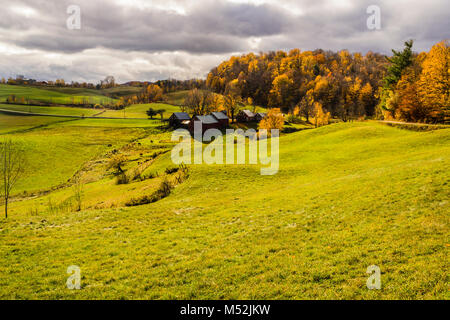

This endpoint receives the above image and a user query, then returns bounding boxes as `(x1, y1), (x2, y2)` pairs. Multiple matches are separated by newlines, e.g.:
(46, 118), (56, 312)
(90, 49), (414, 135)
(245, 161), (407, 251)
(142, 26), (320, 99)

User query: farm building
(189, 115), (220, 134)
(169, 112), (191, 128)
(211, 111), (229, 128)
(236, 110), (255, 122)
(255, 112), (267, 122)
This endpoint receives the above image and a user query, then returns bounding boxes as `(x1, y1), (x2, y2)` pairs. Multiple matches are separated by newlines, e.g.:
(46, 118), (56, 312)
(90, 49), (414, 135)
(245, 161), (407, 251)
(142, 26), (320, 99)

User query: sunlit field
(0, 112), (448, 299)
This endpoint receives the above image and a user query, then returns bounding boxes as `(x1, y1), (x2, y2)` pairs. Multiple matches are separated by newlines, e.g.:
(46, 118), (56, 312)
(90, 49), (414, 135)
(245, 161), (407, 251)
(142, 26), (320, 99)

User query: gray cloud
(0, 0), (448, 83)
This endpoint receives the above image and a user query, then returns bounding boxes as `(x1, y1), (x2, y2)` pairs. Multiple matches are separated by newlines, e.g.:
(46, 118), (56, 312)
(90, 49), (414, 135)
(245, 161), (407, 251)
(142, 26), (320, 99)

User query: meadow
(0, 106), (448, 299)
(0, 84), (116, 105)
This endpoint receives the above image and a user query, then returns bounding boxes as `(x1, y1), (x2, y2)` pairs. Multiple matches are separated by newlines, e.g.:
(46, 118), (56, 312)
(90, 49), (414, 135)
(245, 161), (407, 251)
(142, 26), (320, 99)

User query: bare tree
(72, 176), (84, 212)
(0, 139), (25, 218)
(184, 89), (215, 115)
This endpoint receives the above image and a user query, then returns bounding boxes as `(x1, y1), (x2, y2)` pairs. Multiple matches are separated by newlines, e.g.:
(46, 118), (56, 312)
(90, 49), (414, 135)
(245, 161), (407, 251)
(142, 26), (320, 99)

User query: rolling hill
(0, 118), (448, 299)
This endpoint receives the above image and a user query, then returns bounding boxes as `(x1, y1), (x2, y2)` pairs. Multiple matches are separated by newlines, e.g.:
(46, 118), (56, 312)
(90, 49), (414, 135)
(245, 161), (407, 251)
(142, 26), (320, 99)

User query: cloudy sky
(0, 0), (448, 83)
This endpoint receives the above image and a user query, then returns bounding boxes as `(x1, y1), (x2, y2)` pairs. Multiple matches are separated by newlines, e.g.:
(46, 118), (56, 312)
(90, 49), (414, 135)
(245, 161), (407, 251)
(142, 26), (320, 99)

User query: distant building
(211, 111), (229, 128)
(255, 112), (267, 122)
(237, 110), (256, 122)
(189, 115), (220, 134)
(169, 112), (191, 128)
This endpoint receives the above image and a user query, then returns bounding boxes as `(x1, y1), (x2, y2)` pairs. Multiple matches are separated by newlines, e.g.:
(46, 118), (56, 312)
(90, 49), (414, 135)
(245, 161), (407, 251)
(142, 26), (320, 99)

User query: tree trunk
(4, 198), (8, 219)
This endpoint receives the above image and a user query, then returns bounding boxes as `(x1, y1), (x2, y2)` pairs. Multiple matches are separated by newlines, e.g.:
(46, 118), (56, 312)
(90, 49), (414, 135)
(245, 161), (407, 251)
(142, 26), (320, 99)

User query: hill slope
(0, 122), (448, 299)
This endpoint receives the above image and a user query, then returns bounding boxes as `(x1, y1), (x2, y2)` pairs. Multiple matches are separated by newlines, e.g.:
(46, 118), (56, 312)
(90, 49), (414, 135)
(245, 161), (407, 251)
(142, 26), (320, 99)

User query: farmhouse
(255, 112), (267, 122)
(189, 115), (220, 134)
(211, 111), (229, 128)
(237, 109), (255, 122)
(169, 112), (191, 128)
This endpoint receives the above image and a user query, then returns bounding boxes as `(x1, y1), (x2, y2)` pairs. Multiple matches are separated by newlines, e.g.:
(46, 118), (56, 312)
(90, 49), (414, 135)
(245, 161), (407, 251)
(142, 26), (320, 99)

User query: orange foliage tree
(259, 108), (284, 131)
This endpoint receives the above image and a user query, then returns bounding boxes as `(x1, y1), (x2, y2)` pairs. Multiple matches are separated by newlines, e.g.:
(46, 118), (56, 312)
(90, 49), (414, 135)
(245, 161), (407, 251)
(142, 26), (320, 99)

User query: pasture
(0, 84), (115, 105)
(0, 112), (448, 299)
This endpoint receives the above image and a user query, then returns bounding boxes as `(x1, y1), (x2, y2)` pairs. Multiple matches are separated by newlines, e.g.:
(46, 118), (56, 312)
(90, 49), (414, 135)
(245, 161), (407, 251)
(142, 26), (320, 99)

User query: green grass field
(0, 113), (75, 134)
(0, 114), (448, 299)
(0, 104), (101, 117)
(101, 103), (182, 119)
(0, 84), (117, 105)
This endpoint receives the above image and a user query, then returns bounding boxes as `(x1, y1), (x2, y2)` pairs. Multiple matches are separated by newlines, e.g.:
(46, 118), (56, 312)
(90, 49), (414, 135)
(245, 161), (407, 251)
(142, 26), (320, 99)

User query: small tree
(108, 154), (126, 174)
(157, 109), (166, 120)
(146, 108), (158, 119)
(0, 139), (25, 218)
(259, 108), (284, 132)
(72, 176), (84, 212)
(311, 102), (331, 127)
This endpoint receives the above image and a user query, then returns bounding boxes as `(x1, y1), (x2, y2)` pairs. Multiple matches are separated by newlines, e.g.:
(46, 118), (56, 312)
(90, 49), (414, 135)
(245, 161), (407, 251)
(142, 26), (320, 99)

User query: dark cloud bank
(0, 0), (448, 82)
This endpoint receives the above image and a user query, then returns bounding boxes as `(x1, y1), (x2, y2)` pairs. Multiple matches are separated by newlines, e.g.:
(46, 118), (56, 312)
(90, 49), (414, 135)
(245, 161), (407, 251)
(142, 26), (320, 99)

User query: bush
(116, 172), (129, 185)
(125, 177), (173, 207)
(165, 167), (179, 175)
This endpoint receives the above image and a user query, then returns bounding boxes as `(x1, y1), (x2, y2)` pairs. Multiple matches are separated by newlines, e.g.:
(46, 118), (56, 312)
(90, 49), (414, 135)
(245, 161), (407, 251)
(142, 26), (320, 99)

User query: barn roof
(241, 110), (255, 117)
(171, 112), (191, 120)
(211, 111), (229, 120)
(193, 115), (219, 124)
(256, 112), (267, 117)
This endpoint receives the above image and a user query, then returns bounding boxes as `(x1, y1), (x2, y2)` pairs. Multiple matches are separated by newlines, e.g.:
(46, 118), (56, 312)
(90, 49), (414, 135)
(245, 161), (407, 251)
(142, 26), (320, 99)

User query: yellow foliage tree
(259, 108), (284, 132)
(311, 102), (331, 127)
(418, 40), (449, 122)
(146, 84), (164, 103)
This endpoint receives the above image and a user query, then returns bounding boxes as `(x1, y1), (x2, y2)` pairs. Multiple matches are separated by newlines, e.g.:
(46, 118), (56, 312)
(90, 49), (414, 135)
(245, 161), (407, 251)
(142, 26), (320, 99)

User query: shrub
(165, 167), (179, 175)
(116, 172), (129, 185)
(125, 177), (173, 207)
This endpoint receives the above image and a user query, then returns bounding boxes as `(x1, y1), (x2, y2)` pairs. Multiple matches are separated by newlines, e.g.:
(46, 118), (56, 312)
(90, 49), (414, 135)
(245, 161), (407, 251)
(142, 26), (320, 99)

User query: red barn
(211, 112), (229, 128)
(236, 109), (256, 122)
(189, 115), (220, 135)
(255, 112), (267, 122)
(169, 112), (191, 128)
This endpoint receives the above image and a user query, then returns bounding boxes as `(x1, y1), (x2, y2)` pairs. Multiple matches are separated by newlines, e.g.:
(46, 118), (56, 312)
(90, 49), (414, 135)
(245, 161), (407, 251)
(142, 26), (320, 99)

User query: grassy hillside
(0, 104), (101, 117)
(0, 102), (181, 119)
(0, 84), (116, 105)
(0, 120), (448, 299)
(0, 113), (74, 134)
(101, 103), (182, 119)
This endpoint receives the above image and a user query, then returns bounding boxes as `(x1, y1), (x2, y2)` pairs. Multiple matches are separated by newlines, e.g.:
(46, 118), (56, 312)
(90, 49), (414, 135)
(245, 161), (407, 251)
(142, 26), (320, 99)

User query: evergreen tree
(378, 40), (414, 118)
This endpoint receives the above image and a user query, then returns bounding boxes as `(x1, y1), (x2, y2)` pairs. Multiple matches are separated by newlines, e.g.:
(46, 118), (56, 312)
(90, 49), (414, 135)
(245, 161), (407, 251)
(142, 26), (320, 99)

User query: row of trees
(379, 40), (449, 123)
(207, 48), (387, 121)
(181, 86), (245, 122)
(206, 40), (449, 124)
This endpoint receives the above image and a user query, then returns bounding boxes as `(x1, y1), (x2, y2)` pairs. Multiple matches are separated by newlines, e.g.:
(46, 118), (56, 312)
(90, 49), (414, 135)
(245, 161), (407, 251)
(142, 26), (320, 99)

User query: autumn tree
(184, 88), (215, 115)
(311, 102), (331, 127)
(146, 84), (164, 103)
(298, 90), (315, 123)
(223, 80), (243, 122)
(378, 40), (414, 118)
(259, 108), (284, 131)
(269, 74), (294, 111)
(0, 139), (25, 219)
(418, 40), (449, 122)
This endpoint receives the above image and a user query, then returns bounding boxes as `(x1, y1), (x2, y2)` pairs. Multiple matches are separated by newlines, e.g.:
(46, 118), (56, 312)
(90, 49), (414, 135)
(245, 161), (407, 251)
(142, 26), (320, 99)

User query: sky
(0, 0), (448, 83)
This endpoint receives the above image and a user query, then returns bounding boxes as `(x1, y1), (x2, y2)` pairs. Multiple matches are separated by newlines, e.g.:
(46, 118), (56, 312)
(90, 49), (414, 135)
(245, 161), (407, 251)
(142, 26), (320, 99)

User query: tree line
(206, 40), (449, 124)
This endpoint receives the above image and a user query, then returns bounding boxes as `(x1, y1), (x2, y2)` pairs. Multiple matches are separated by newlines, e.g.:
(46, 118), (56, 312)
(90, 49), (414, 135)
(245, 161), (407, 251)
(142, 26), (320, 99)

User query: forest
(206, 40), (449, 124)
